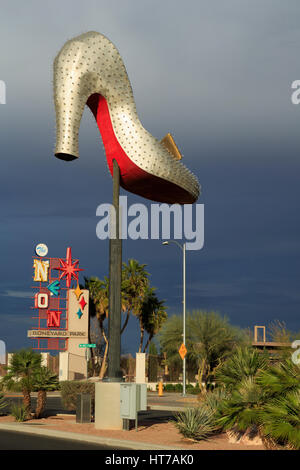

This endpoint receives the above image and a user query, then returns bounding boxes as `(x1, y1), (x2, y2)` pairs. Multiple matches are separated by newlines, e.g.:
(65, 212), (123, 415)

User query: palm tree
(141, 288), (167, 352)
(33, 367), (59, 418)
(122, 259), (149, 335)
(2, 349), (41, 417)
(215, 346), (269, 391)
(260, 391), (300, 449)
(256, 359), (300, 397)
(82, 276), (110, 379)
(217, 376), (266, 433)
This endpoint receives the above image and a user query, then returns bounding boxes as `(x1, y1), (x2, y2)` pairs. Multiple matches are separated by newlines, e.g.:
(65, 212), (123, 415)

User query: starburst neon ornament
(56, 247), (83, 288)
(74, 283), (83, 300)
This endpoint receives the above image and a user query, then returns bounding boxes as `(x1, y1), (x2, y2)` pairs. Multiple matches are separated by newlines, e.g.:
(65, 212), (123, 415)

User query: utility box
(76, 393), (91, 423)
(120, 384), (147, 420)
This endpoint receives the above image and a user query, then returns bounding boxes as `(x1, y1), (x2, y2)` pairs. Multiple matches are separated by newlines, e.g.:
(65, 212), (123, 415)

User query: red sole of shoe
(87, 93), (194, 204)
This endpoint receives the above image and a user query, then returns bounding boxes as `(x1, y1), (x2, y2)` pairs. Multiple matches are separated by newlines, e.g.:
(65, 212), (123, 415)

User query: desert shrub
(60, 381), (95, 411)
(175, 407), (216, 441)
(175, 383), (183, 393)
(187, 383), (200, 395)
(164, 384), (175, 392)
(10, 403), (27, 422)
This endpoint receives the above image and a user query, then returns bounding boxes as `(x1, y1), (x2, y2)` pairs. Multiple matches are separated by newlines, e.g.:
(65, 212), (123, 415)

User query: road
(3, 395), (177, 423)
(0, 429), (124, 450)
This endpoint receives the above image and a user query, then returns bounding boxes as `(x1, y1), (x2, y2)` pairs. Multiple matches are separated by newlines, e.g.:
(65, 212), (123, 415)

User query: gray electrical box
(120, 383), (147, 420)
(76, 393), (91, 423)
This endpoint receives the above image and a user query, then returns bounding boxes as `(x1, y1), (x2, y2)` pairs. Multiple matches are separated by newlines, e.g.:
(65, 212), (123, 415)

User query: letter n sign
(47, 310), (61, 328)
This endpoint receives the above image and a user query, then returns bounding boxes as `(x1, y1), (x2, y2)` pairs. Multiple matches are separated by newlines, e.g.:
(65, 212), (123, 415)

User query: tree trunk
(198, 359), (207, 394)
(121, 310), (130, 335)
(143, 334), (153, 353)
(35, 390), (47, 419)
(22, 388), (31, 418)
(138, 320), (145, 353)
(99, 332), (109, 380)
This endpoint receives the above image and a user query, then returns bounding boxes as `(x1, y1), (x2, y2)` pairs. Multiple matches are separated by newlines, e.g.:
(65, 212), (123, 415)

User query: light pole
(162, 240), (186, 397)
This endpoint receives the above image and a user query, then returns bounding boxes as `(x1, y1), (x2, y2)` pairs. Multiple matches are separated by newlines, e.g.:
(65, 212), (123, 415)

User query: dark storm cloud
(0, 0), (300, 352)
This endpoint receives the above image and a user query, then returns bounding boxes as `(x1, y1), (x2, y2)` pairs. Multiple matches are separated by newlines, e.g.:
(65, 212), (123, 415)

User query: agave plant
(174, 407), (217, 441)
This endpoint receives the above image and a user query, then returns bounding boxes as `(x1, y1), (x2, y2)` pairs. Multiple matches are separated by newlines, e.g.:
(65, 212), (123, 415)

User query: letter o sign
(35, 293), (48, 309)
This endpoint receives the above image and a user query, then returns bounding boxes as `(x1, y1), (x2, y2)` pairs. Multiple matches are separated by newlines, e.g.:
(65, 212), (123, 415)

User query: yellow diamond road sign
(179, 343), (187, 360)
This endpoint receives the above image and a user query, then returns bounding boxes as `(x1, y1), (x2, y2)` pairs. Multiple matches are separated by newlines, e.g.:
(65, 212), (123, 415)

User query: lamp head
(162, 241), (169, 245)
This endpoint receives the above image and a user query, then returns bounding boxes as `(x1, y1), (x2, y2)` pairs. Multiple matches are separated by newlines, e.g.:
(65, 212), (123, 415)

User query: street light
(162, 240), (186, 397)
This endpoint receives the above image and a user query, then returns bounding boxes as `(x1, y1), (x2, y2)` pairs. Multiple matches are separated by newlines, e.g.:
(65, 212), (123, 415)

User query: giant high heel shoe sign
(53, 32), (200, 385)
(53, 31), (200, 204)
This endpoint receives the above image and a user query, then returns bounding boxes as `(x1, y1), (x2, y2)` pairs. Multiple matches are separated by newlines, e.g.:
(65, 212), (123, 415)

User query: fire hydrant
(158, 381), (163, 397)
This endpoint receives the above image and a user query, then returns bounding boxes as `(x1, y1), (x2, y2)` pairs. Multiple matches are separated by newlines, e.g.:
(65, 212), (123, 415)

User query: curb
(148, 405), (187, 412)
(0, 423), (185, 451)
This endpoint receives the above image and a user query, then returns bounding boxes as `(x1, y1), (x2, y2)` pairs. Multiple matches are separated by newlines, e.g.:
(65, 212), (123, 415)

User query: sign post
(79, 344), (96, 379)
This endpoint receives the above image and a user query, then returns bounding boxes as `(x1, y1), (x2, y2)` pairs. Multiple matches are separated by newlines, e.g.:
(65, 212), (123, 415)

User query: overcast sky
(1, 0), (300, 354)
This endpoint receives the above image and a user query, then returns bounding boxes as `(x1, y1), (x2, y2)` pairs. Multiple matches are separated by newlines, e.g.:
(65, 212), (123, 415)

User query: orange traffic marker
(158, 381), (163, 397)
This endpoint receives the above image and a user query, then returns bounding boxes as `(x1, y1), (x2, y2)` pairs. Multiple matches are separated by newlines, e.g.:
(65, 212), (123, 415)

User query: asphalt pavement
(3, 392), (193, 419)
(0, 429), (124, 450)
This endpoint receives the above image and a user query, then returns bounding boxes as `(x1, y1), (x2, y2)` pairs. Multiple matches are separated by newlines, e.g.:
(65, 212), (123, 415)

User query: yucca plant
(33, 367), (59, 418)
(174, 407), (217, 441)
(198, 388), (228, 432)
(260, 391), (300, 449)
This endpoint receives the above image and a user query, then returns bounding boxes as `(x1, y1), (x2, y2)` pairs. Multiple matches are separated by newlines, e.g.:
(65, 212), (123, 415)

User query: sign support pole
(107, 159), (123, 381)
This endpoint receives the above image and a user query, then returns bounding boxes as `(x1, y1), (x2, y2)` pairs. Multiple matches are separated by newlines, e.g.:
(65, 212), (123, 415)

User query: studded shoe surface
(54, 31), (200, 204)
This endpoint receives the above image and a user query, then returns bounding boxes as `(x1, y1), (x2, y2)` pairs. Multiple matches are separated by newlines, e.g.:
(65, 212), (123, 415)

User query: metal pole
(183, 243), (186, 397)
(107, 159), (123, 381)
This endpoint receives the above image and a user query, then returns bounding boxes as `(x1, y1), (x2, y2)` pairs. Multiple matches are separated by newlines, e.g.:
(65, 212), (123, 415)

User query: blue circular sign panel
(35, 243), (48, 257)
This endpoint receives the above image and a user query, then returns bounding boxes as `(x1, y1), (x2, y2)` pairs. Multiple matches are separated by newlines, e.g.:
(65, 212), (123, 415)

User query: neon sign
(30, 246), (84, 351)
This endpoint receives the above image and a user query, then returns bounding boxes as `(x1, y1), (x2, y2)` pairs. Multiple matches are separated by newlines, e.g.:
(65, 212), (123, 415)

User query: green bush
(187, 383), (200, 395)
(175, 407), (216, 441)
(60, 381), (95, 411)
(164, 383), (175, 392)
(10, 403), (28, 422)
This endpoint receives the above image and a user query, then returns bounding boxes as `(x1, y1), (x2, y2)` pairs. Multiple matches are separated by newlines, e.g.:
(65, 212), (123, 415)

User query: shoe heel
(54, 40), (97, 160)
